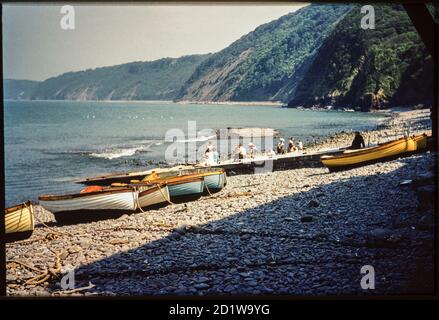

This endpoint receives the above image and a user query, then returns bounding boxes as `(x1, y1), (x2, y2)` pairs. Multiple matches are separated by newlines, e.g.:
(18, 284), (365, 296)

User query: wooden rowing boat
(143, 168), (227, 192)
(76, 165), (195, 186)
(4, 201), (34, 242)
(39, 187), (137, 215)
(141, 168), (227, 195)
(5, 201), (34, 234)
(320, 135), (422, 172)
(156, 176), (205, 198)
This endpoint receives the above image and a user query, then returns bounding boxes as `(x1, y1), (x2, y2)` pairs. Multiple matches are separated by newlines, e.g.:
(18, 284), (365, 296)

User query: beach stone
(194, 283), (210, 290)
(307, 200), (319, 208)
(399, 179), (413, 186)
(170, 232), (181, 240)
(68, 246), (82, 254)
(223, 285), (236, 293)
(240, 233), (252, 240)
(196, 277), (210, 283)
(6, 274), (16, 282)
(301, 215), (314, 223)
(367, 228), (395, 246)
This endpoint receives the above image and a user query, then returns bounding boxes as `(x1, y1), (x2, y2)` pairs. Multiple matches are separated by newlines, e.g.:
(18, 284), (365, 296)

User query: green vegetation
(30, 54), (209, 100)
(177, 4), (353, 101)
(4, 79), (40, 100)
(288, 4), (433, 110)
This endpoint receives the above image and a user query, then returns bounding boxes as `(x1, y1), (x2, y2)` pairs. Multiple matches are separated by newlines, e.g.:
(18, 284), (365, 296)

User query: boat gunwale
(5, 200), (33, 215)
(156, 176), (204, 186)
(158, 170), (225, 180)
(38, 187), (135, 201)
(78, 167), (224, 184)
(137, 184), (165, 197)
(320, 136), (415, 161)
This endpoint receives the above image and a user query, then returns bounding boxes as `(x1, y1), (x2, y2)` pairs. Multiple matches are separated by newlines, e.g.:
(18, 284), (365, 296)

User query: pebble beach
(5, 108), (435, 296)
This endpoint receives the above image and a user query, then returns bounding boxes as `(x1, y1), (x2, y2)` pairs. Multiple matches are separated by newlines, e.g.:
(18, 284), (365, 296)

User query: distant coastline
(175, 100), (283, 107)
(4, 98), (283, 107)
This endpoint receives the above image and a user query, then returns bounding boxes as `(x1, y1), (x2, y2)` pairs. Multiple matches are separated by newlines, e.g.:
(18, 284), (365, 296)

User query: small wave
(89, 146), (146, 160)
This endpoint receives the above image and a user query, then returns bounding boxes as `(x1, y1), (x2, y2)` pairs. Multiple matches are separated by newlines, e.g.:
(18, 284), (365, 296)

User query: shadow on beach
(43, 194), (210, 227)
(47, 155), (435, 296)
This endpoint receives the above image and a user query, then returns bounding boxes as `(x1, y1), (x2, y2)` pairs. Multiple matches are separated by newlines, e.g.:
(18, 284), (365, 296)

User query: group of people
(276, 137), (303, 155)
(233, 136), (304, 161)
(200, 131), (366, 166)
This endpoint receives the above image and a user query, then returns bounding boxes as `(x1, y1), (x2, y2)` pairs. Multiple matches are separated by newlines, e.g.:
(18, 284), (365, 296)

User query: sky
(3, 3), (307, 81)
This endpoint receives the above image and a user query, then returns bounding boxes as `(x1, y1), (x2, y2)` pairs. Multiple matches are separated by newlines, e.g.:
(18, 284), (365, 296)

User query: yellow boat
(321, 134), (425, 172)
(412, 133), (429, 150)
(4, 201), (35, 242)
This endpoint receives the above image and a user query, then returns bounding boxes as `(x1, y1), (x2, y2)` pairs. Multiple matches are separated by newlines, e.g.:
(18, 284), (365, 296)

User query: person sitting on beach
(205, 141), (214, 154)
(349, 131), (365, 150)
(238, 143), (247, 160)
(248, 142), (257, 158)
(297, 140), (303, 151)
(276, 138), (285, 154)
(288, 137), (296, 153)
(233, 144), (241, 161)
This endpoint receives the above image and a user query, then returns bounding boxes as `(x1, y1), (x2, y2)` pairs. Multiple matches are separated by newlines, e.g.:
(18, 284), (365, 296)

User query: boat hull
(167, 179), (205, 198)
(5, 201), (34, 234)
(39, 188), (137, 214)
(204, 172), (226, 190)
(77, 165), (196, 186)
(321, 136), (419, 172)
(5, 201), (35, 242)
(137, 185), (170, 208)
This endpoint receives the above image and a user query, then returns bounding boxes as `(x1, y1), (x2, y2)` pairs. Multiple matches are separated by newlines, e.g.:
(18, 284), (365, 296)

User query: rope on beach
(157, 183), (175, 206)
(25, 202), (72, 238)
(6, 259), (44, 274)
(136, 191), (146, 213)
(204, 182), (213, 196)
(7, 203), (72, 245)
(135, 184), (174, 214)
(25, 250), (65, 286)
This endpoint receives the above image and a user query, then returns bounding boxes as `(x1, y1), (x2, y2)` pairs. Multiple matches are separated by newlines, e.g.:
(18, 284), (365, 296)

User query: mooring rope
(157, 183), (174, 205)
(204, 181), (213, 196)
(24, 201), (72, 238)
(25, 250), (64, 286)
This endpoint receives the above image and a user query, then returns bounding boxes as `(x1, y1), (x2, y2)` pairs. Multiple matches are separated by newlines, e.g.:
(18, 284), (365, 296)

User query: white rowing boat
(39, 187), (137, 214)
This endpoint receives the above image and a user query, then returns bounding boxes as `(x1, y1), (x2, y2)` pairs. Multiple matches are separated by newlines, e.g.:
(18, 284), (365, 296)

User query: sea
(3, 100), (386, 207)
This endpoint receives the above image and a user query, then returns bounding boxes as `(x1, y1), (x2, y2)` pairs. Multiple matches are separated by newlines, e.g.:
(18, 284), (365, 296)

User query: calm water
(4, 100), (384, 206)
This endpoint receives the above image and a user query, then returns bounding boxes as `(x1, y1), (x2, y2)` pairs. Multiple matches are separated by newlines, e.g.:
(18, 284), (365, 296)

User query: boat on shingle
(4, 200), (35, 242)
(320, 133), (428, 172)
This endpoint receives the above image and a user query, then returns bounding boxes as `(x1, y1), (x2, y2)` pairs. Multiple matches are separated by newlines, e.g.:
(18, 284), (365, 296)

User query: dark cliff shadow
(48, 155), (436, 296)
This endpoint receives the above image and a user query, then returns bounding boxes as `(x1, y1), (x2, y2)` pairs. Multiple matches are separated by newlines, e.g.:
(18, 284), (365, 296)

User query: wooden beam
(403, 4), (438, 149)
